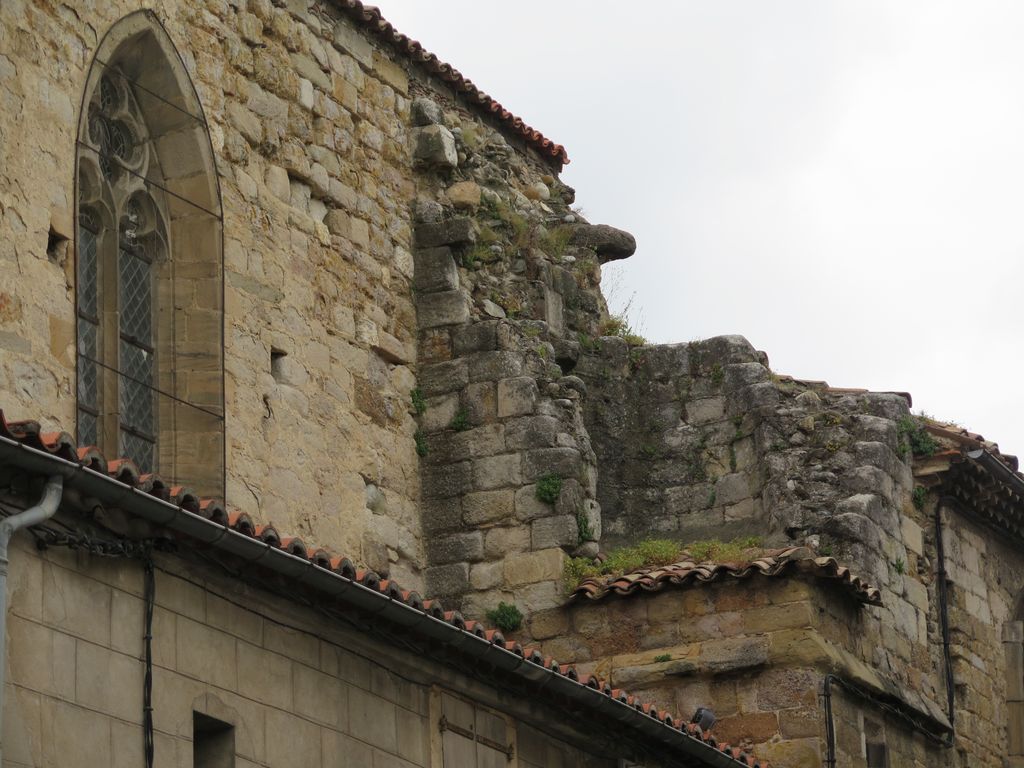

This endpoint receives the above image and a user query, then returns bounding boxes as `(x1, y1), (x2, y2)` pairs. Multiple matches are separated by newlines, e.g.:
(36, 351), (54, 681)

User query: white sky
(380, 1), (1024, 457)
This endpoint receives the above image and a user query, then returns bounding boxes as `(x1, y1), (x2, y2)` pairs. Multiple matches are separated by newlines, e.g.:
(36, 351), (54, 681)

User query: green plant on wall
(449, 408), (470, 432)
(485, 602), (523, 633)
(411, 388), (426, 416)
(576, 507), (594, 544)
(912, 486), (927, 511)
(535, 473), (562, 504)
(897, 416), (938, 458)
(414, 429), (428, 457)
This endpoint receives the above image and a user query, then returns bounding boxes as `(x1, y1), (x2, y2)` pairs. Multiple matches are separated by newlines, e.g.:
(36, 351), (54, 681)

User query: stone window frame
(74, 10), (225, 494)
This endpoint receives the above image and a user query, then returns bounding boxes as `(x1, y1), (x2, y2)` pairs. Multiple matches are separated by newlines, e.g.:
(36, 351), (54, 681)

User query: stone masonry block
(515, 485), (552, 522)
(415, 218), (477, 248)
(413, 246), (459, 294)
(473, 453), (521, 491)
(901, 514), (923, 555)
(413, 125), (457, 167)
(421, 498), (462, 534)
(411, 97), (444, 126)
(504, 548), (566, 587)
(522, 448), (582, 482)
(468, 351), (523, 382)
(714, 473), (750, 507)
(699, 636), (769, 674)
(426, 531), (484, 564)
(425, 563), (470, 597)
(418, 359), (468, 397)
(417, 290), (470, 328)
(462, 489), (514, 526)
(420, 393), (459, 432)
(452, 321), (499, 356)
(470, 561), (504, 591)
(421, 461), (471, 499)
(484, 526), (530, 559)
(531, 514), (578, 550)
(464, 381), (496, 424)
(505, 415), (560, 450)
(497, 376), (538, 418)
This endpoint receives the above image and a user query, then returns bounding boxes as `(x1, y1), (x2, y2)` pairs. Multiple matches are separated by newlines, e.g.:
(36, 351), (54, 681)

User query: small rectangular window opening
(193, 712), (234, 768)
(864, 719), (888, 768)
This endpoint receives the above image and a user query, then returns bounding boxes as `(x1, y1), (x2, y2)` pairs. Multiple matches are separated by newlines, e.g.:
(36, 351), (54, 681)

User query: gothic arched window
(76, 11), (224, 497)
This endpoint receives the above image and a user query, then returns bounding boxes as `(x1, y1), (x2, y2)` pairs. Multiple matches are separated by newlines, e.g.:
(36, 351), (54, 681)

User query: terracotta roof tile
(570, 546), (882, 605)
(330, 1), (569, 167)
(0, 408), (771, 767)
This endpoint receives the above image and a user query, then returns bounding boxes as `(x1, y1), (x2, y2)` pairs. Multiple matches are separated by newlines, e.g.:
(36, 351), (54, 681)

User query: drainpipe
(0, 475), (63, 765)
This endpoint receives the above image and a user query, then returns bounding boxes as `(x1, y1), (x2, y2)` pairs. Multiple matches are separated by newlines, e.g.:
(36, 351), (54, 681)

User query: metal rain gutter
(0, 436), (749, 767)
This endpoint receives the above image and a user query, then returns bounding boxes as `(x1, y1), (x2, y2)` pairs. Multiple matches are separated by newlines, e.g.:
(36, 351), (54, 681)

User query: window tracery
(74, 11), (224, 496)
(77, 68), (166, 473)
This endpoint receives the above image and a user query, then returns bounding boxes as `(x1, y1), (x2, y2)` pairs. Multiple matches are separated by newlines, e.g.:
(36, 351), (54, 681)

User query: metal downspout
(0, 475), (63, 765)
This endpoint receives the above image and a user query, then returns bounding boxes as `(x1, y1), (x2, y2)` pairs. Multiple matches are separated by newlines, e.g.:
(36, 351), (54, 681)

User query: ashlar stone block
(497, 376), (538, 418)
(412, 124), (457, 168)
(417, 290), (470, 329)
(531, 514), (578, 550)
(413, 246), (459, 293)
(504, 548), (566, 586)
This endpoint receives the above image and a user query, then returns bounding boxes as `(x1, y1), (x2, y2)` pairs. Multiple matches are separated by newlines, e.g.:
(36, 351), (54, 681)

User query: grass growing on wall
(563, 536), (765, 592)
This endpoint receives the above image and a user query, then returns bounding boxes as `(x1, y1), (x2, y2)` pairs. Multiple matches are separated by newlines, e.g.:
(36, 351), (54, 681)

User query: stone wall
(550, 578), (826, 768)
(0, 0), (432, 585)
(404, 90), (634, 616)
(0, 511), (624, 768)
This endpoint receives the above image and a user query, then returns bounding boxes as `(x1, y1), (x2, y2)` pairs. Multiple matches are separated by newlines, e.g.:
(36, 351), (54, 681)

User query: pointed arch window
(76, 11), (224, 497)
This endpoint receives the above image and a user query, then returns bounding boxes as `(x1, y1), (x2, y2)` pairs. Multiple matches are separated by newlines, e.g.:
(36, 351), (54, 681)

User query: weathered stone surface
(569, 223), (636, 261)
(417, 359), (468, 397)
(504, 549), (565, 586)
(425, 563), (470, 597)
(413, 124), (457, 168)
(497, 376), (538, 418)
(522, 448), (582, 481)
(417, 291), (470, 328)
(531, 515), (577, 550)
(447, 181), (481, 210)
(462, 490), (514, 526)
(415, 218), (477, 248)
(411, 97), (444, 126)
(472, 453), (521, 491)
(699, 636), (769, 673)
(426, 531), (484, 564)
(413, 247), (459, 293)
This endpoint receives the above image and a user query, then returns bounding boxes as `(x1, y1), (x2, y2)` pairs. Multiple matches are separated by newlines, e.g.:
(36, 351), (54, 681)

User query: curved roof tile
(570, 546), (882, 605)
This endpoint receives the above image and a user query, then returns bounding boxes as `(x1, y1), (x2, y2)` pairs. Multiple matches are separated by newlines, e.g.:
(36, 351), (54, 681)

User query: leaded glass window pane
(77, 217), (99, 321)
(119, 341), (154, 436)
(78, 411), (97, 449)
(119, 245), (152, 346)
(119, 429), (153, 474)
(77, 322), (98, 409)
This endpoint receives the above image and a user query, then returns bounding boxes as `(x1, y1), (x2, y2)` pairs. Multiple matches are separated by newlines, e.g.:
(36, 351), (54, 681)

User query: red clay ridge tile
(571, 546), (882, 606)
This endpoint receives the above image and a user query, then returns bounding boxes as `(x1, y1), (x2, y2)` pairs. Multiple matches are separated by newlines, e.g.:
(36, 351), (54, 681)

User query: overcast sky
(381, 1), (1024, 457)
